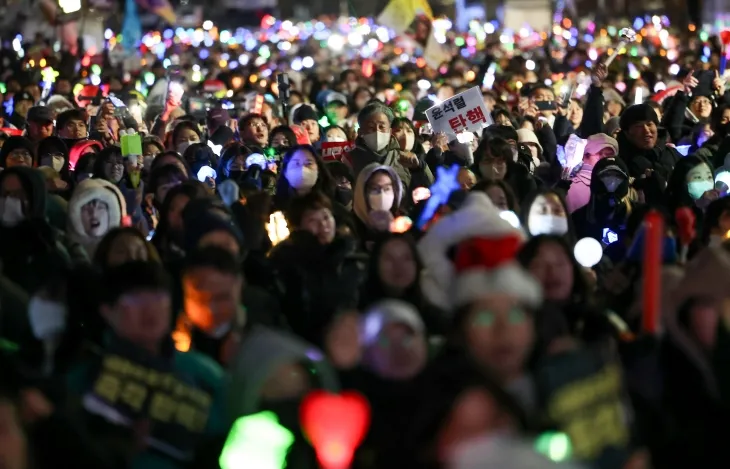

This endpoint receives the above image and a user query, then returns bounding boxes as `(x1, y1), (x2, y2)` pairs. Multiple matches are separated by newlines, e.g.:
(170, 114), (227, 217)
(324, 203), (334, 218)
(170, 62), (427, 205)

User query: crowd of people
(2, 11), (730, 469)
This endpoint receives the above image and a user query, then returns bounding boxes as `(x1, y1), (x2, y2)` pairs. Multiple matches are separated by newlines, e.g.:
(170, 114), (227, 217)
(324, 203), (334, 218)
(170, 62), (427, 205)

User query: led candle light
(299, 391), (371, 469)
(573, 237), (603, 268)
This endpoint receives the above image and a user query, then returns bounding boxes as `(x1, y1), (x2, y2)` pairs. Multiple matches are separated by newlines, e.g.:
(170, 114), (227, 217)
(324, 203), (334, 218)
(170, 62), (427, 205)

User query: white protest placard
(425, 86), (492, 138)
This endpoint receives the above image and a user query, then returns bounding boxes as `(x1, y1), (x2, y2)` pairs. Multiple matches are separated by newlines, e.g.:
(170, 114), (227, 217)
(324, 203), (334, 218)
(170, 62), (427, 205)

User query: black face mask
(335, 187), (353, 206)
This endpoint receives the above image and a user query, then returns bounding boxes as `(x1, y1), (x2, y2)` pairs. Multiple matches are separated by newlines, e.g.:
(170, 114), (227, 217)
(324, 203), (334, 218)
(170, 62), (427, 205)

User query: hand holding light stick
(604, 28), (637, 67)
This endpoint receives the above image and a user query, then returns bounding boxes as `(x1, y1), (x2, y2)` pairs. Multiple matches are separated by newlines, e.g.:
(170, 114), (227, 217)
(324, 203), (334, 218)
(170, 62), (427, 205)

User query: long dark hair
(360, 233), (423, 306)
(273, 144), (336, 208)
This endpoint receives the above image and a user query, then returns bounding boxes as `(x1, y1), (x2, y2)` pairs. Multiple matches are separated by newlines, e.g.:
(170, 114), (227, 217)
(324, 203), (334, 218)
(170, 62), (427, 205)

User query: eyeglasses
(8, 150), (32, 161)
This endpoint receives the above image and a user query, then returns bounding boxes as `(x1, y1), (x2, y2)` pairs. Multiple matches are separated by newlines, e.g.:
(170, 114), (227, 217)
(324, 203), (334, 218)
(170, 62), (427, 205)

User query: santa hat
(418, 191), (538, 311)
(453, 235), (542, 308)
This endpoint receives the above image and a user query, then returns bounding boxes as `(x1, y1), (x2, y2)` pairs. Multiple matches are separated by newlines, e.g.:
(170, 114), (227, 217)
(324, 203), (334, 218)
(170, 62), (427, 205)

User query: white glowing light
(500, 211), (521, 229)
(328, 34), (345, 52)
(669, 63), (680, 75)
(526, 60), (535, 71)
(203, 20), (213, 30)
(348, 32), (363, 46)
(574, 237), (603, 268)
(417, 79), (431, 91)
(302, 56), (314, 68)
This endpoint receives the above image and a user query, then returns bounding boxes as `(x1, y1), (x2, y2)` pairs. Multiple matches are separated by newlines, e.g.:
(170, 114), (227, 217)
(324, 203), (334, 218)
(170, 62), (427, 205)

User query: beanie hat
(292, 104), (319, 124)
(619, 104), (659, 132)
(0, 136), (34, 167)
(486, 124), (519, 143)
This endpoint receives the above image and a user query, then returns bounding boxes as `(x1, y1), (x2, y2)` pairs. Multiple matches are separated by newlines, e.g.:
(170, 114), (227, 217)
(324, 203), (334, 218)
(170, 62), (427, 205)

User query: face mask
(336, 187), (353, 206)
(328, 135), (347, 143)
(107, 163), (124, 183)
(531, 155), (541, 172)
(368, 190), (395, 212)
(0, 197), (24, 227)
(41, 155), (65, 172)
(143, 155), (155, 170)
(529, 214), (569, 235)
(688, 180), (713, 200)
(511, 148), (519, 162)
(404, 133), (415, 151)
(600, 175), (624, 193)
(286, 166), (318, 191)
(177, 141), (193, 155)
(479, 163), (506, 180)
(28, 297), (67, 340)
(363, 132), (391, 152)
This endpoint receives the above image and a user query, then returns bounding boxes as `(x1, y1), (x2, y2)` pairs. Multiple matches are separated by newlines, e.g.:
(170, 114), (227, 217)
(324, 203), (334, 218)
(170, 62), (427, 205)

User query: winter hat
(453, 234), (542, 308)
(360, 299), (426, 347)
(619, 103), (659, 132)
(0, 136), (34, 167)
(584, 133), (618, 156)
(182, 199), (244, 252)
(418, 191), (538, 311)
(516, 129), (543, 153)
(292, 104), (319, 124)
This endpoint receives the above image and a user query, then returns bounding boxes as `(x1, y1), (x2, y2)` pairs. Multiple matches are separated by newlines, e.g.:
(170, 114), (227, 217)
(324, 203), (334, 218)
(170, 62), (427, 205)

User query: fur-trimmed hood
(353, 163), (404, 226)
(67, 179), (127, 257)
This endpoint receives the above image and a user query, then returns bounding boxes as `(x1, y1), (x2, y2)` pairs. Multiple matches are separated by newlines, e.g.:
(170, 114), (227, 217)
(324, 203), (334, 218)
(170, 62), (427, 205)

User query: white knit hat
(453, 234), (542, 308)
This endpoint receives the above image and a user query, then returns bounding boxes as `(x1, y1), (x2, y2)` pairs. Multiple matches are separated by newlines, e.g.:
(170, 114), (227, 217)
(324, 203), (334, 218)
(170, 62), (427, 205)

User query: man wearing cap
(324, 92), (349, 127)
(25, 106), (55, 146)
(8, 91), (35, 129)
(566, 133), (619, 213)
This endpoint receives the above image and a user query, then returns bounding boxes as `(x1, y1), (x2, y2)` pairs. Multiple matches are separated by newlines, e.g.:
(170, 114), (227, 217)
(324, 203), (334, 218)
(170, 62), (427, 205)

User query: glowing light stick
(416, 164), (461, 230)
(220, 411), (294, 469)
(604, 28), (636, 67)
(299, 391), (371, 469)
(642, 210), (664, 335)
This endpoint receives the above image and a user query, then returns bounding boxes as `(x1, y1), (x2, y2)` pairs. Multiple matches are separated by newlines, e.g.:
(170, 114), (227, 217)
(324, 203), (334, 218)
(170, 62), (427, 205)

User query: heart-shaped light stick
(604, 28), (637, 67)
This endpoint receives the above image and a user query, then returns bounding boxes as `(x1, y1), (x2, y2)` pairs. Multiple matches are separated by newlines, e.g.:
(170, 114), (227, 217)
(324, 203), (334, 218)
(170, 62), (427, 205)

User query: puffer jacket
(268, 231), (367, 346)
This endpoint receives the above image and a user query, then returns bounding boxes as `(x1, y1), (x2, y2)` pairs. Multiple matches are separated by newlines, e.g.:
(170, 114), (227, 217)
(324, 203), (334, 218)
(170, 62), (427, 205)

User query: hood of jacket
(227, 326), (339, 418)
(664, 246), (730, 398)
(353, 163), (404, 225)
(0, 166), (47, 219)
(67, 178), (127, 256)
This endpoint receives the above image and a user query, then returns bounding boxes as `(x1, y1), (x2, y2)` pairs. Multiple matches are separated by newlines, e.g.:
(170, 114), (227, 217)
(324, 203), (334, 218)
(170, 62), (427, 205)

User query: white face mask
(0, 196), (24, 227)
(41, 155), (65, 172)
(286, 165), (318, 191)
(529, 214), (569, 235)
(368, 189), (395, 212)
(28, 297), (67, 340)
(404, 133), (415, 151)
(363, 132), (391, 152)
(143, 155), (155, 170)
(687, 180), (714, 200)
